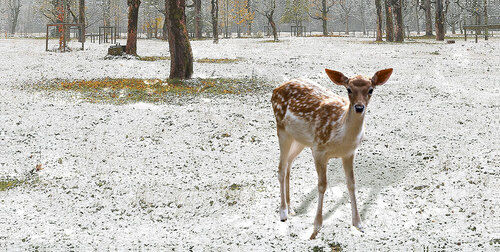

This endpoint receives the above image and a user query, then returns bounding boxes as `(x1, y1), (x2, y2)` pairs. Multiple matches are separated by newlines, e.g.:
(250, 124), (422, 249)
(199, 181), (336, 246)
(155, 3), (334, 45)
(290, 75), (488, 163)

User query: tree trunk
(162, 11), (168, 40)
(126, 0), (141, 55)
(415, 0), (420, 35)
(424, 0), (432, 36)
(247, 0), (252, 35)
(360, 0), (366, 35)
(435, 0), (444, 40)
(385, 0), (394, 41)
(9, 0), (21, 34)
(451, 23), (455, 34)
(103, 0), (111, 26)
(211, 0), (219, 43)
(269, 14), (278, 41)
(166, 0), (193, 79)
(78, 0), (85, 42)
(322, 0), (328, 35)
(345, 15), (349, 34)
(375, 0), (383, 41)
(393, 0), (404, 41)
(194, 0), (202, 38)
(484, 0), (488, 40)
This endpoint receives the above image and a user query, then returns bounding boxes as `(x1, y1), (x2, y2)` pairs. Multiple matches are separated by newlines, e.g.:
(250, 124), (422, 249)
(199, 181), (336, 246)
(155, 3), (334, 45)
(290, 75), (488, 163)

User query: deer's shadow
(293, 153), (407, 222)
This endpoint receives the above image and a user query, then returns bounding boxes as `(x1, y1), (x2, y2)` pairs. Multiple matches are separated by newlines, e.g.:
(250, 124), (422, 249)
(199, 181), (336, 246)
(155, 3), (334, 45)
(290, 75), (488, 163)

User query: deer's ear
(325, 69), (349, 85)
(371, 68), (393, 86)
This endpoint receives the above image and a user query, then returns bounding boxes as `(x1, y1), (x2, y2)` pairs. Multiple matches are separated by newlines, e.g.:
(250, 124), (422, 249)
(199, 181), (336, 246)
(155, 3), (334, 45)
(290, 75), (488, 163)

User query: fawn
(271, 68), (393, 239)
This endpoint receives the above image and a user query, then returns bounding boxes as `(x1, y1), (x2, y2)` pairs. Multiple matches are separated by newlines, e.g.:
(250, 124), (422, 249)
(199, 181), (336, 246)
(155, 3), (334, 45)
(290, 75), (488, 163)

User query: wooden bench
(463, 24), (500, 42)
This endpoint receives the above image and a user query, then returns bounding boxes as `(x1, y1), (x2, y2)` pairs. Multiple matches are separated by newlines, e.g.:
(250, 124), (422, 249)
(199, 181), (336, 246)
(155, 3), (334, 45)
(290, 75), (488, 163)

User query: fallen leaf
(36, 164), (43, 171)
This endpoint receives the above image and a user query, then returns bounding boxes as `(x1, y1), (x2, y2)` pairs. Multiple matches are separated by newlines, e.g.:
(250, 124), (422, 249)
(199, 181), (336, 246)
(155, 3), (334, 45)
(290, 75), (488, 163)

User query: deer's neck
(341, 105), (365, 141)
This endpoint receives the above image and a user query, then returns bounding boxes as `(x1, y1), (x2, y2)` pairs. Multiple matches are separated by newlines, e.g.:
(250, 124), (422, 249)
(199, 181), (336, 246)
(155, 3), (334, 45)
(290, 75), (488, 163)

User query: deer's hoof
(280, 208), (288, 222)
(353, 223), (364, 233)
(310, 223), (322, 239)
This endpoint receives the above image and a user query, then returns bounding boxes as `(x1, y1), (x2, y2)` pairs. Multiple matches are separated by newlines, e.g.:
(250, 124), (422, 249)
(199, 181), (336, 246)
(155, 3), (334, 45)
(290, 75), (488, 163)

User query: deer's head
(325, 68), (393, 114)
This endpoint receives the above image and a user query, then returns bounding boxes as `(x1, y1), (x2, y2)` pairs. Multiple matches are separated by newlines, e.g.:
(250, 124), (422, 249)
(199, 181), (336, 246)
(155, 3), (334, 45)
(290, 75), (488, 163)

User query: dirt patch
(195, 58), (242, 64)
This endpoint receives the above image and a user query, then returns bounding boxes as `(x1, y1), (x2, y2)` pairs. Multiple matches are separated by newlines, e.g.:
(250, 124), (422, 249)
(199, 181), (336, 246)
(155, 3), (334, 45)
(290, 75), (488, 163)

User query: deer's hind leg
(285, 141), (305, 215)
(310, 150), (328, 239)
(277, 127), (294, 222)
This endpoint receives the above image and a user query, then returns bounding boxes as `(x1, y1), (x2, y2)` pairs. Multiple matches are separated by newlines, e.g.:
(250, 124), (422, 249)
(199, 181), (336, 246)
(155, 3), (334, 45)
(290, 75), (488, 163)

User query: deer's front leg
(310, 151), (328, 240)
(342, 154), (363, 232)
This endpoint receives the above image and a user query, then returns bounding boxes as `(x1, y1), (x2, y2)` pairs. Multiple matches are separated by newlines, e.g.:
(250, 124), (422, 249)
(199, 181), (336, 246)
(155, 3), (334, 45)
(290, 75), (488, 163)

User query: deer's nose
(354, 105), (365, 113)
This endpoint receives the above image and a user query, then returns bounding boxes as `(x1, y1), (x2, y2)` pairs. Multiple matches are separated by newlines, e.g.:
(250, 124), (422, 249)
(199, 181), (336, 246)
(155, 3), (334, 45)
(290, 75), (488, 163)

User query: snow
(0, 36), (499, 250)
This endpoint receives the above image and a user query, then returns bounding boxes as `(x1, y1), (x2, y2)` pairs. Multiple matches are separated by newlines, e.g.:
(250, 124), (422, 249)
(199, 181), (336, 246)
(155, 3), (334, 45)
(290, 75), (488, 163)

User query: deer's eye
(347, 88), (352, 94)
(368, 88), (374, 95)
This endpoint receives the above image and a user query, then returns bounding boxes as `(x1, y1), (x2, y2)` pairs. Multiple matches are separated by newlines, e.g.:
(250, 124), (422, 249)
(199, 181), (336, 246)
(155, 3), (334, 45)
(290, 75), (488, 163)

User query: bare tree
(414, 0), (420, 35)
(454, 0), (481, 28)
(8, 0), (21, 34)
(445, 2), (461, 34)
(126, 0), (141, 55)
(338, 0), (354, 34)
(483, 0), (487, 40)
(282, 0), (309, 35)
(256, 0), (279, 41)
(166, 0), (193, 79)
(211, 0), (219, 43)
(247, 0), (252, 35)
(309, 0), (338, 36)
(359, 0), (367, 35)
(103, 0), (111, 26)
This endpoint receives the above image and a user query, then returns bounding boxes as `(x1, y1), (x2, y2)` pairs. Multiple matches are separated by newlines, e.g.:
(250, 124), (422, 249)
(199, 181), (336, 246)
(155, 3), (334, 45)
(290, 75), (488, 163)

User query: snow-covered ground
(0, 36), (499, 250)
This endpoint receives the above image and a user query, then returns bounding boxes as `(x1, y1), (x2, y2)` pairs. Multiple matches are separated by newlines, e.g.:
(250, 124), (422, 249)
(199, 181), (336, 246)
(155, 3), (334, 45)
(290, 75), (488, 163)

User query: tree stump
(107, 45), (126, 56)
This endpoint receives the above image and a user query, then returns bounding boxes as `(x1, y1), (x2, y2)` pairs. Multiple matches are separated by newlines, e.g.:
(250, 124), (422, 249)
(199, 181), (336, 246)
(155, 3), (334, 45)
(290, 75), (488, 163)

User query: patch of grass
(0, 174), (39, 191)
(189, 37), (212, 41)
(360, 40), (439, 45)
(329, 242), (343, 252)
(229, 183), (241, 190)
(259, 39), (282, 43)
(306, 34), (349, 38)
(138, 56), (170, 61)
(429, 51), (440, 55)
(34, 77), (268, 104)
(410, 35), (463, 40)
(0, 178), (24, 191)
(195, 58), (242, 64)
